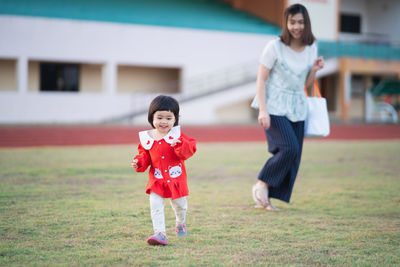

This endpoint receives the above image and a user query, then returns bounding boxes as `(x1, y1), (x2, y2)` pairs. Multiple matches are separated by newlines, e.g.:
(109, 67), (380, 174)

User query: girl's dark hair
(280, 3), (315, 46)
(148, 95), (180, 128)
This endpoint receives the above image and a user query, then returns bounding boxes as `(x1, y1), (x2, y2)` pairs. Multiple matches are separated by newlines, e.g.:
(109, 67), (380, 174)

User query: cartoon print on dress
(169, 164), (182, 178)
(153, 168), (163, 179)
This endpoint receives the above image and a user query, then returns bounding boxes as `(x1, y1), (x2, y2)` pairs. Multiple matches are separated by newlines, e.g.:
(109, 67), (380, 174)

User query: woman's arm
(305, 56), (324, 94)
(256, 64), (271, 129)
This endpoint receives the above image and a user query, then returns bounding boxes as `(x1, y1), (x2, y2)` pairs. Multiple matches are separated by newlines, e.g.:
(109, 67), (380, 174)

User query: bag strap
(304, 80), (322, 98)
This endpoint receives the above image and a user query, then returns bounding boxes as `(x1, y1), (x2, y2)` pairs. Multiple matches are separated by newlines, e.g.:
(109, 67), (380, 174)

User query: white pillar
(17, 57), (28, 94)
(102, 61), (117, 95)
(344, 71), (351, 104)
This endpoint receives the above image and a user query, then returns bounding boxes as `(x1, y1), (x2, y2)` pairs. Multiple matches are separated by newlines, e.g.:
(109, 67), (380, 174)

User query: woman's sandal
(265, 200), (280, 211)
(252, 183), (269, 208)
(252, 183), (280, 211)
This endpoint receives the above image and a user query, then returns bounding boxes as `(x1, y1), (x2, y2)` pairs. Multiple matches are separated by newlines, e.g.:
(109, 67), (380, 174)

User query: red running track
(0, 124), (399, 148)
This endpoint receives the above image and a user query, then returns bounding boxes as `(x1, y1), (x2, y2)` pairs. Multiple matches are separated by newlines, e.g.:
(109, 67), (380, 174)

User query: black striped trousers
(258, 115), (304, 203)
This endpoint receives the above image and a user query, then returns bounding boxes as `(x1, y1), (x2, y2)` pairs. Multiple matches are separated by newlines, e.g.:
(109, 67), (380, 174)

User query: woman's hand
(305, 56), (324, 90)
(312, 56), (324, 72)
(258, 111), (271, 130)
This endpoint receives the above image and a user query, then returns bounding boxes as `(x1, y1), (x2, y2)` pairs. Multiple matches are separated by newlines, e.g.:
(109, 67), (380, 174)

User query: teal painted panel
(0, 0), (281, 35)
(319, 41), (400, 61)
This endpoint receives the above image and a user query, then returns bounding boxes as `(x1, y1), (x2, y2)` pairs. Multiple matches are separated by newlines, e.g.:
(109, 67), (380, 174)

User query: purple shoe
(176, 223), (187, 237)
(147, 232), (168, 246)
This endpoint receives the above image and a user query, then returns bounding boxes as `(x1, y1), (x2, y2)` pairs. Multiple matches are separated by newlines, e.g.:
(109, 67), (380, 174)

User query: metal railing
(105, 61), (258, 123)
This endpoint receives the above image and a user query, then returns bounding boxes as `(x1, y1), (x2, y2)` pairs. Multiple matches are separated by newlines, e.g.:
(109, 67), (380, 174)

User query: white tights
(149, 191), (187, 234)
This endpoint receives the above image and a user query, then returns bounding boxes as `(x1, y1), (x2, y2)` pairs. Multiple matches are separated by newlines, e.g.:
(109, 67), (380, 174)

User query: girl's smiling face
(153, 110), (176, 135)
(287, 13), (304, 40)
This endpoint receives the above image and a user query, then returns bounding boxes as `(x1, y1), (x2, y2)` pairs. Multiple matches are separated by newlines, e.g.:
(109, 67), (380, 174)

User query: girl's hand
(131, 159), (138, 169)
(258, 111), (271, 130)
(171, 139), (182, 147)
(312, 56), (324, 72)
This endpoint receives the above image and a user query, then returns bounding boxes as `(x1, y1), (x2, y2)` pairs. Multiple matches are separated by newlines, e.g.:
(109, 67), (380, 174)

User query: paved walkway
(0, 124), (399, 147)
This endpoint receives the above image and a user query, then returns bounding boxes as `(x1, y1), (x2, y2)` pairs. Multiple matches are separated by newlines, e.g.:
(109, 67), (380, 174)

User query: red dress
(134, 126), (197, 199)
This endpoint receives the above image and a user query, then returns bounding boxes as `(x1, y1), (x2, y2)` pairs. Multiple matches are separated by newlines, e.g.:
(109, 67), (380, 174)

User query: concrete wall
(365, 0), (400, 44)
(117, 66), (180, 93)
(0, 15), (275, 124)
(0, 15), (270, 81)
(80, 64), (102, 93)
(0, 92), (133, 124)
(340, 0), (400, 44)
(28, 61), (39, 92)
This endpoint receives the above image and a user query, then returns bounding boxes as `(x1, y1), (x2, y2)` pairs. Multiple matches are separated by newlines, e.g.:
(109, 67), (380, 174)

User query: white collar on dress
(139, 126), (181, 150)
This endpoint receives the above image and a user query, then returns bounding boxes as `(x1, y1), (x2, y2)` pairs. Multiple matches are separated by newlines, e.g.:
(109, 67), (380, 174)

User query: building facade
(0, 0), (399, 124)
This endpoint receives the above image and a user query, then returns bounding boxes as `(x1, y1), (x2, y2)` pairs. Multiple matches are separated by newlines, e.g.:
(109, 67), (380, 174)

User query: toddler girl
(132, 95), (196, 246)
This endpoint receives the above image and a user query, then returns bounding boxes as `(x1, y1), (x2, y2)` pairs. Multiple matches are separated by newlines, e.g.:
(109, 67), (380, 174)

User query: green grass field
(1, 141), (399, 266)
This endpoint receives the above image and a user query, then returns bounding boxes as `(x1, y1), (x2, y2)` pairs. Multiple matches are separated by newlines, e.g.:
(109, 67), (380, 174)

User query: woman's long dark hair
(280, 3), (315, 46)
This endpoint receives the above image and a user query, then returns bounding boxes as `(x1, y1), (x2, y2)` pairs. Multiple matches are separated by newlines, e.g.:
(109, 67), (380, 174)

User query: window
(351, 75), (364, 97)
(340, 13), (361, 34)
(40, 63), (80, 92)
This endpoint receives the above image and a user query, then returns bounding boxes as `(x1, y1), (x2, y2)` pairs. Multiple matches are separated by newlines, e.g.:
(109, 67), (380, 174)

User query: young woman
(251, 3), (324, 210)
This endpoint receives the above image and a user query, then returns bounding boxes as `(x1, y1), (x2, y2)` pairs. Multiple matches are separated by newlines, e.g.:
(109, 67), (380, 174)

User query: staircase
(104, 60), (259, 123)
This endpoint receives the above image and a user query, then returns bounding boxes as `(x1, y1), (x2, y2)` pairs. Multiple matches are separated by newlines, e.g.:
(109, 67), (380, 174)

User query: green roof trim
(0, 0), (281, 35)
(3, 0), (398, 61)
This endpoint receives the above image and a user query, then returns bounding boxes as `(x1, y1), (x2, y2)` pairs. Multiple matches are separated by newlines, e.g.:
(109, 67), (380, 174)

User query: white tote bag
(304, 81), (330, 138)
